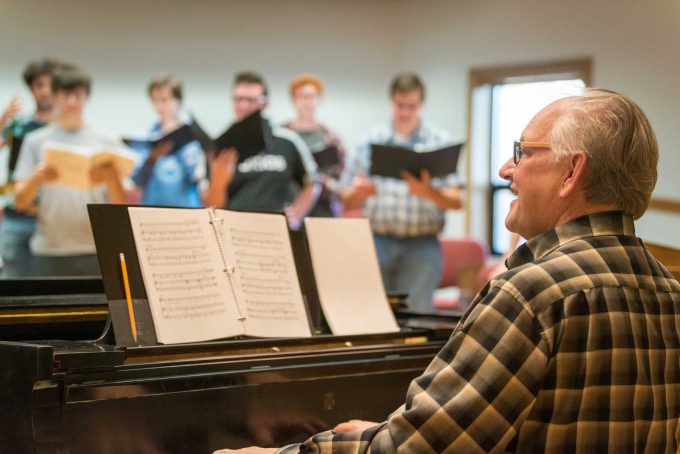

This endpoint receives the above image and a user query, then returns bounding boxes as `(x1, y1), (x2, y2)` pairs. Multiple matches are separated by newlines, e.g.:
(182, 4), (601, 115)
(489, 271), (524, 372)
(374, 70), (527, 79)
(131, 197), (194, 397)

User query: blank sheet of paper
(304, 218), (399, 335)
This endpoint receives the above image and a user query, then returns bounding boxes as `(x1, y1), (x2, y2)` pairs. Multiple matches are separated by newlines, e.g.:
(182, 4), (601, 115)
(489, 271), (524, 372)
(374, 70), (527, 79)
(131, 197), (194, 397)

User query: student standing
(13, 65), (126, 276)
(283, 73), (345, 218)
(130, 74), (206, 208)
(0, 58), (62, 277)
(204, 71), (317, 228)
(341, 73), (462, 311)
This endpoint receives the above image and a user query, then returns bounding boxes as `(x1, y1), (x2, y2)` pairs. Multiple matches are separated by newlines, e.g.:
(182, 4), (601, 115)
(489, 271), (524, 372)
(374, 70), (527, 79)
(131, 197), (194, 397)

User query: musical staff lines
(127, 206), (312, 340)
(226, 223), (305, 324)
(139, 219), (203, 242)
(246, 300), (301, 321)
(131, 210), (232, 325)
(230, 228), (285, 250)
(145, 244), (210, 267)
(152, 268), (218, 292)
(159, 293), (226, 320)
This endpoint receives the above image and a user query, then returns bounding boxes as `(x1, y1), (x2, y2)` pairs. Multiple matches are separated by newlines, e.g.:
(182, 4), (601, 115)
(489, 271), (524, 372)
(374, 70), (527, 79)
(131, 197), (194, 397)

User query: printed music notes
(127, 207), (311, 343)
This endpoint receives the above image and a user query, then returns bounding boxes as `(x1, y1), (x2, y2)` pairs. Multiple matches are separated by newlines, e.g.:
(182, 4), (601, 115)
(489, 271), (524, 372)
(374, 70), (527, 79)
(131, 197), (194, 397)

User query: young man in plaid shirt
(340, 73), (463, 312)
(215, 89), (680, 453)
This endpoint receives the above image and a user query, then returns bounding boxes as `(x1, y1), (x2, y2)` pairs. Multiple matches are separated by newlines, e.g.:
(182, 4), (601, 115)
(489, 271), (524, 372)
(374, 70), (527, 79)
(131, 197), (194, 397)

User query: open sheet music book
(214, 110), (266, 162)
(43, 141), (137, 190)
(370, 142), (462, 179)
(127, 207), (312, 344)
(123, 124), (197, 155)
(124, 120), (215, 156)
(311, 145), (341, 171)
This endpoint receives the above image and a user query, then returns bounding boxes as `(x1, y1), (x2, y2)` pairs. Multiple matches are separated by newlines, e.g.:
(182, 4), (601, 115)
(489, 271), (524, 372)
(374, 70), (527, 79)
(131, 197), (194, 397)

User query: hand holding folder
(43, 141), (137, 190)
(123, 123), (198, 156)
(370, 142), (462, 179)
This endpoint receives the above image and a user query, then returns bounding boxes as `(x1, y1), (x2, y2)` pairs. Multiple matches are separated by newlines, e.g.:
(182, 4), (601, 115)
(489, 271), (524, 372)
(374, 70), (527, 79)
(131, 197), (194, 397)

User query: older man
(215, 89), (680, 453)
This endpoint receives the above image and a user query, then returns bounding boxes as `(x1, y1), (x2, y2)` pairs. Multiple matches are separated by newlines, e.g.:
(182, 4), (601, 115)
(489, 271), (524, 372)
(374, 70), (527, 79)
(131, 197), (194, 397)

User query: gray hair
(549, 88), (658, 219)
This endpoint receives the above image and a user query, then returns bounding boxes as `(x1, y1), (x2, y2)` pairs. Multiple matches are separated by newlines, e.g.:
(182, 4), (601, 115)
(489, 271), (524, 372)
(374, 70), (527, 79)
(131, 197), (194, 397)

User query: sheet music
(128, 207), (243, 343)
(304, 218), (399, 335)
(43, 141), (94, 190)
(44, 141), (136, 190)
(218, 210), (312, 338)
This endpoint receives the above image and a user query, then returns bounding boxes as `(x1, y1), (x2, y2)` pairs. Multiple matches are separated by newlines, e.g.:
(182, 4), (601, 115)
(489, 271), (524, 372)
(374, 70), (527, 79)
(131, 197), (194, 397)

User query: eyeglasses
(513, 141), (552, 164)
(232, 95), (268, 105)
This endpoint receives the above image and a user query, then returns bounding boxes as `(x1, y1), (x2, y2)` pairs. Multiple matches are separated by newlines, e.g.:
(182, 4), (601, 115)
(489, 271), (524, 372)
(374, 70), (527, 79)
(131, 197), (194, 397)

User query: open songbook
(370, 143), (462, 179)
(311, 145), (341, 171)
(44, 141), (137, 190)
(129, 207), (311, 343)
(123, 119), (214, 156)
(88, 205), (399, 346)
(214, 110), (266, 162)
(123, 124), (197, 155)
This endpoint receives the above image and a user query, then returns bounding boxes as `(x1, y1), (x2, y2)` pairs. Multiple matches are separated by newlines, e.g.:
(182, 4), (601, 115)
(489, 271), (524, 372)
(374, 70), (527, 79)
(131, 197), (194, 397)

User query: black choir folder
(312, 145), (341, 171)
(214, 109), (266, 162)
(88, 204), (398, 347)
(123, 120), (213, 156)
(370, 142), (463, 179)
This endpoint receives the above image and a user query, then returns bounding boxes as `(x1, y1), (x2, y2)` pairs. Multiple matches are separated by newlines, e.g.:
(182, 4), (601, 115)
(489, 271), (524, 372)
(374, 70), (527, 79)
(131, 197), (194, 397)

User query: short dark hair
(233, 71), (268, 97)
(389, 72), (425, 100)
(147, 73), (183, 101)
(22, 59), (61, 87)
(52, 65), (92, 95)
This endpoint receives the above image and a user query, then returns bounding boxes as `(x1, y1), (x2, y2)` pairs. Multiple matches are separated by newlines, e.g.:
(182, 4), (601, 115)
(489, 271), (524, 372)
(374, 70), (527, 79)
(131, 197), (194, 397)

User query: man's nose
(499, 158), (515, 182)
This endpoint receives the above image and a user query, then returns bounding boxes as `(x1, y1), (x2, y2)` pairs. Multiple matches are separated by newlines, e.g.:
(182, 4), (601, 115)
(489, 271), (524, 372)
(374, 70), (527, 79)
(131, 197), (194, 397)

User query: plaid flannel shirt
(279, 211), (680, 453)
(340, 122), (458, 237)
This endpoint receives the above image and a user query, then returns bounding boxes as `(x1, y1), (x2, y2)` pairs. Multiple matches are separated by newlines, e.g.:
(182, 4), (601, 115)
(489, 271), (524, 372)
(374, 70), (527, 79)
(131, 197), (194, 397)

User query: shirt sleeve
(279, 286), (550, 453)
(431, 172), (459, 189)
(12, 130), (41, 181)
(275, 126), (319, 184)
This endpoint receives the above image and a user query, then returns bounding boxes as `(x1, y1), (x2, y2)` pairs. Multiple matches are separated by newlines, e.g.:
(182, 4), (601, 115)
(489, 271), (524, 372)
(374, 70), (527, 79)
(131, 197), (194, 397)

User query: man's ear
(559, 150), (587, 198)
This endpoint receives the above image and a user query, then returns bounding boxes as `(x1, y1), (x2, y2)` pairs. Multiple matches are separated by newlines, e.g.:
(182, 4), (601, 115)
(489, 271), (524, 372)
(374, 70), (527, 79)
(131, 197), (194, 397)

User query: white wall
(0, 0), (406, 145)
(1, 0), (678, 246)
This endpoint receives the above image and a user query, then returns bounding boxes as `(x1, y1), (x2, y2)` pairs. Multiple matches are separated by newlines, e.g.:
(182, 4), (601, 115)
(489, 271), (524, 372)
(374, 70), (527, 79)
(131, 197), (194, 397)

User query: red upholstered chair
(433, 237), (489, 311)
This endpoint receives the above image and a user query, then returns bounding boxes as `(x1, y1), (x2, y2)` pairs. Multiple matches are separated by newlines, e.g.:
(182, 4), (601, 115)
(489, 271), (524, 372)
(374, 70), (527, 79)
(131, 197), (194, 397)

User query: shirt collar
(388, 121), (423, 145)
(507, 211), (635, 269)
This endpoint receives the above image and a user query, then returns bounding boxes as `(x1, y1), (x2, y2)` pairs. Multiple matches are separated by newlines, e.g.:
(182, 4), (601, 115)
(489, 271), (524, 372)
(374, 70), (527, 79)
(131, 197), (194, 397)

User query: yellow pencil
(119, 253), (138, 343)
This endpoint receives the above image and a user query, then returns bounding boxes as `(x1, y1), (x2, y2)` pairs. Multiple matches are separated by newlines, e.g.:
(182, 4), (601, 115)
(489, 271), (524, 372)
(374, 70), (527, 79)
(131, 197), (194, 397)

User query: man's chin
(504, 207), (519, 232)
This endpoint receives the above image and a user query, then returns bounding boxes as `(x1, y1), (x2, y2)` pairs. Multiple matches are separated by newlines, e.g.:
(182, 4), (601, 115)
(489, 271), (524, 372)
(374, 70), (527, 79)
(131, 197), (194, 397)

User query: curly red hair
(289, 74), (324, 97)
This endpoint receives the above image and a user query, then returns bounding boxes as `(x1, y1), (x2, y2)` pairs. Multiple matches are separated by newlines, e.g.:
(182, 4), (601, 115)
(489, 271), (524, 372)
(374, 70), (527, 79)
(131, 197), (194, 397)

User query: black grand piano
(0, 278), (459, 453)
